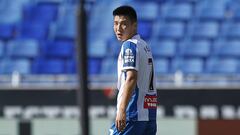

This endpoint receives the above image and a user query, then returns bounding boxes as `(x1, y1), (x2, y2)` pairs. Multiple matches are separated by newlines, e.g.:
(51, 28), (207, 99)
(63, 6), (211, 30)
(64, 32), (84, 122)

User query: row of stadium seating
(1, 56), (240, 75)
(0, 0), (240, 75)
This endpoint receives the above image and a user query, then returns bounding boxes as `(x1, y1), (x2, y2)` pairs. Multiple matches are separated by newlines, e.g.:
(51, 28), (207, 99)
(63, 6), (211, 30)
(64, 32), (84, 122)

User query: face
(113, 15), (137, 42)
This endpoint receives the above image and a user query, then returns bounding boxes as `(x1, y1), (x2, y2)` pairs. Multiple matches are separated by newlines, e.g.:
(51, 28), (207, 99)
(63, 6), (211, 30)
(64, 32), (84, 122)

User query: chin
(117, 37), (123, 41)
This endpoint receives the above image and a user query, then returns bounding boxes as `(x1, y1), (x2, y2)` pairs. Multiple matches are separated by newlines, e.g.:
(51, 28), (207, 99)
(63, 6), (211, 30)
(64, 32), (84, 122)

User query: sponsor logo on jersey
(144, 95), (157, 109)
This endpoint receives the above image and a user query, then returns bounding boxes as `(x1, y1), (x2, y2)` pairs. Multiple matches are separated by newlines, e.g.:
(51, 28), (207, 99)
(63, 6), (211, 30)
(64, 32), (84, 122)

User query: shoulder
(122, 41), (138, 52)
(122, 40), (137, 47)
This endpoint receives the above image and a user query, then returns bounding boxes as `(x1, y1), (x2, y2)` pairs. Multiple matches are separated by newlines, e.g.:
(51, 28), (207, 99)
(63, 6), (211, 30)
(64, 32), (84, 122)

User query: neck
(126, 32), (137, 41)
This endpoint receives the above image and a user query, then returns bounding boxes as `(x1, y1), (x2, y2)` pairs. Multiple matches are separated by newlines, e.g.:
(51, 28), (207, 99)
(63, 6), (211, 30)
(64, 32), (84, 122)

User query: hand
(115, 110), (126, 132)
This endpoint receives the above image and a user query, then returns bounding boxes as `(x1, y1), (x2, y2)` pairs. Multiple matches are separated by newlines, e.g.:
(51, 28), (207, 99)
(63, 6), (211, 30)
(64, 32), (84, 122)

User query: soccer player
(109, 5), (157, 135)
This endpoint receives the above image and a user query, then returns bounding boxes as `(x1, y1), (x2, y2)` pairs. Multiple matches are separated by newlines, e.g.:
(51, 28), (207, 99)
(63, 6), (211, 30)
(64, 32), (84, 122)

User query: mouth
(116, 33), (123, 37)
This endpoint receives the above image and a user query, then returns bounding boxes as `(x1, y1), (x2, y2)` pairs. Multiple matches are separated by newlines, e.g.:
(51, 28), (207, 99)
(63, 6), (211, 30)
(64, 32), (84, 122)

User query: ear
(133, 22), (137, 31)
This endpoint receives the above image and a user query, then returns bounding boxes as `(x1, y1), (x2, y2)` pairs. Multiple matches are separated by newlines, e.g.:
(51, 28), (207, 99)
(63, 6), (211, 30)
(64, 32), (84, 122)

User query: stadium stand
(7, 39), (39, 58)
(0, 0), (240, 88)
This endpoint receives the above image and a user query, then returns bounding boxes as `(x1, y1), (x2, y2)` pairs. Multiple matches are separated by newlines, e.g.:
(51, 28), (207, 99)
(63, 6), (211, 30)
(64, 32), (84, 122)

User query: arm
(115, 69), (137, 132)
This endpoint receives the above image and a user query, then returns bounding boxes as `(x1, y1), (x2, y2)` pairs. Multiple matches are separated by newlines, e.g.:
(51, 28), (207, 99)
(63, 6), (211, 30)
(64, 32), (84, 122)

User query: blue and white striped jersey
(117, 34), (157, 121)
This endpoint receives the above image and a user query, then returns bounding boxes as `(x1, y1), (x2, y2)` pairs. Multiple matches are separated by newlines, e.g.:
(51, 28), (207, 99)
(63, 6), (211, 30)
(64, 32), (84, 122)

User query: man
(109, 5), (157, 135)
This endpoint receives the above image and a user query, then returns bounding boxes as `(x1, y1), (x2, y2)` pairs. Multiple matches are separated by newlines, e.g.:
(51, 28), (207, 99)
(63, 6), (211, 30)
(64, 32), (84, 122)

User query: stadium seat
(53, 5), (76, 39)
(154, 58), (169, 74)
(130, 2), (158, 21)
(88, 58), (102, 75)
(0, 41), (5, 58)
(66, 59), (76, 74)
(151, 40), (176, 58)
(223, 23), (240, 39)
(196, 0), (226, 21)
(206, 58), (239, 74)
(0, 59), (31, 74)
(180, 40), (211, 58)
(66, 58), (103, 75)
(101, 58), (117, 75)
(233, 7), (240, 20)
(7, 39), (39, 58)
(106, 38), (121, 58)
(32, 59), (65, 74)
(138, 21), (153, 40)
(43, 39), (74, 58)
(0, 0), (22, 24)
(23, 3), (59, 25)
(227, 0), (240, 20)
(197, 6), (225, 21)
(172, 58), (204, 74)
(158, 22), (184, 39)
(0, 24), (15, 39)
(88, 39), (107, 58)
(162, 3), (192, 21)
(35, 0), (65, 4)
(170, 0), (198, 3)
(189, 22), (219, 40)
(18, 21), (49, 40)
(214, 40), (240, 58)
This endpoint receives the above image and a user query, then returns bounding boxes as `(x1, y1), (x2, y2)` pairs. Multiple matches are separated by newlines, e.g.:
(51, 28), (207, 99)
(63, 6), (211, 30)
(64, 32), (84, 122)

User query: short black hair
(113, 5), (137, 23)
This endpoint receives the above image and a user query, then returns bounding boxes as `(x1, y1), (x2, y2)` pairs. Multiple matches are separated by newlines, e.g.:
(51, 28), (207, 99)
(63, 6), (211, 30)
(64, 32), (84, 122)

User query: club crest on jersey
(124, 48), (135, 63)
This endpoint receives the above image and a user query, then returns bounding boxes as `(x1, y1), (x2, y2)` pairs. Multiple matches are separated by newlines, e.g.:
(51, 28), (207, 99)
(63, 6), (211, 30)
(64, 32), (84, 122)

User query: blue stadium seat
(154, 58), (169, 74)
(0, 0), (22, 24)
(0, 59), (31, 74)
(170, 0), (198, 3)
(158, 22), (184, 39)
(88, 58), (102, 75)
(214, 40), (240, 58)
(189, 22), (219, 40)
(130, 2), (158, 21)
(107, 38), (121, 58)
(32, 59), (65, 74)
(233, 7), (240, 20)
(223, 23), (240, 39)
(7, 39), (39, 58)
(88, 39), (107, 58)
(101, 58), (117, 75)
(0, 24), (15, 39)
(66, 59), (76, 74)
(138, 21), (153, 40)
(196, 0), (226, 21)
(180, 40), (211, 58)
(53, 5), (76, 39)
(18, 21), (49, 40)
(35, 0), (65, 4)
(43, 39), (74, 58)
(206, 58), (239, 74)
(66, 58), (103, 75)
(172, 58), (204, 74)
(23, 3), (59, 25)
(0, 41), (5, 58)
(151, 40), (176, 58)
(162, 3), (192, 21)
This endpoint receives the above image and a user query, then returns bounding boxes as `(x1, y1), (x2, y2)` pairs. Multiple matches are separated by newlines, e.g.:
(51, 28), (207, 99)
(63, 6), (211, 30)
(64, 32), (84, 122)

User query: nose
(116, 24), (122, 32)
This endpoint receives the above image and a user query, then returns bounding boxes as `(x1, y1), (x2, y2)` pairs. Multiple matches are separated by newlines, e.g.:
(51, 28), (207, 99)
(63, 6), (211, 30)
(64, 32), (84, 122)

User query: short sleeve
(121, 41), (139, 71)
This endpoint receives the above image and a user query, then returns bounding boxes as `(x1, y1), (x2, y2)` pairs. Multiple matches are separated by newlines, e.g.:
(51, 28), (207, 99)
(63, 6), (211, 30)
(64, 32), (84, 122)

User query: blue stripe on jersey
(122, 41), (136, 68)
(124, 72), (127, 80)
(147, 94), (157, 120)
(126, 85), (139, 121)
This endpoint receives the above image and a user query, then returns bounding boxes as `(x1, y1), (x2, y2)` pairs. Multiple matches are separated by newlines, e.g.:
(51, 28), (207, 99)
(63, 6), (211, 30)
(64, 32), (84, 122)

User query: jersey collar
(131, 34), (140, 40)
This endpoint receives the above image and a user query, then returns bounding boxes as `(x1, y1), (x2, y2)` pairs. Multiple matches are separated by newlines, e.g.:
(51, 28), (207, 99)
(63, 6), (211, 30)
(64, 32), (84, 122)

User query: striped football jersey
(117, 34), (157, 121)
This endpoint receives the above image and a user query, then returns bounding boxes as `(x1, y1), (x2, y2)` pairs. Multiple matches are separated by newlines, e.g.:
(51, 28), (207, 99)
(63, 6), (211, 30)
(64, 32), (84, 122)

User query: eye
(122, 23), (127, 29)
(114, 22), (118, 26)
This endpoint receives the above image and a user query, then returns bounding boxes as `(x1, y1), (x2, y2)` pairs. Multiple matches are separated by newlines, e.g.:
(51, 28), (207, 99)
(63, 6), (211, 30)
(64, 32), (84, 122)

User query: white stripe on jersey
(117, 34), (157, 121)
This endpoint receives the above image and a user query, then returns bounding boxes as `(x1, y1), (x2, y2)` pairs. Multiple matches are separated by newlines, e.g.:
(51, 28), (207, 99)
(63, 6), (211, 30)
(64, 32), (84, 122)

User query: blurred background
(1, 0), (240, 134)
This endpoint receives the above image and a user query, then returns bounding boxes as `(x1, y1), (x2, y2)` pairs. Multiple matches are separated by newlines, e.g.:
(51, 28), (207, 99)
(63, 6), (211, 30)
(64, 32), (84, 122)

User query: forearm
(119, 76), (137, 112)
